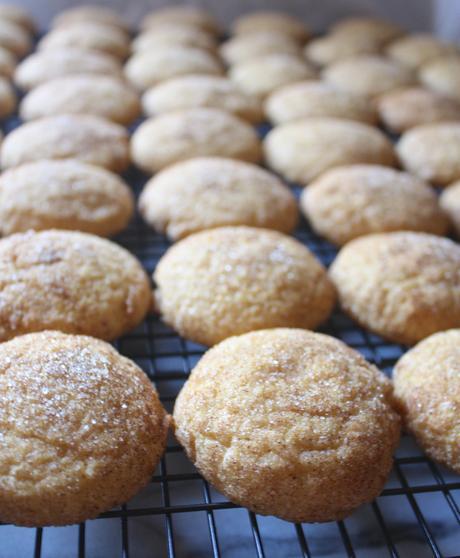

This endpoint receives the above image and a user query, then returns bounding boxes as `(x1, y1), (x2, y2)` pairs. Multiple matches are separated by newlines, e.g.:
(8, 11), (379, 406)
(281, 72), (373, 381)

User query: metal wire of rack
(0, 112), (459, 558)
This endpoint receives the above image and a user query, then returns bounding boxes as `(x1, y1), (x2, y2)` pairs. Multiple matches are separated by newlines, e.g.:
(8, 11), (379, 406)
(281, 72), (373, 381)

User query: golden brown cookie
(305, 34), (382, 67)
(1, 114), (130, 172)
(140, 6), (221, 35)
(329, 232), (460, 345)
(20, 75), (140, 125)
(51, 5), (129, 32)
(264, 117), (395, 184)
(0, 330), (169, 526)
(0, 18), (31, 57)
(139, 157), (297, 239)
(14, 48), (122, 91)
(0, 76), (15, 118)
(264, 81), (378, 125)
(231, 11), (309, 42)
(131, 108), (262, 174)
(174, 328), (400, 522)
(397, 122), (460, 186)
(440, 180), (460, 236)
(220, 31), (302, 65)
(419, 56), (460, 102)
(132, 24), (217, 53)
(302, 165), (448, 245)
(0, 229), (151, 341)
(0, 160), (134, 236)
(229, 53), (316, 99)
(378, 87), (460, 133)
(0, 45), (15, 78)
(393, 329), (460, 473)
(124, 46), (223, 91)
(385, 34), (459, 69)
(330, 17), (404, 46)
(153, 226), (336, 346)
(142, 75), (262, 123)
(0, 4), (35, 33)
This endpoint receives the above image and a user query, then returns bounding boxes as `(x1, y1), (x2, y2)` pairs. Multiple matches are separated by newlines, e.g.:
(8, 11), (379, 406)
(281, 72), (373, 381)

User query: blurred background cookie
(132, 23), (217, 53)
(220, 31), (302, 65)
(419, 56), (460, 101)
(440, 180), (460, 236)
(140, 6), (221, 36)
(385, 34), (459, 69)
(231, 11), (310, 42)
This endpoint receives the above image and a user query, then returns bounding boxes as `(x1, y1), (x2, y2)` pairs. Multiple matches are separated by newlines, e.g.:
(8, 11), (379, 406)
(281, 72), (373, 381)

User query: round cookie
(174, 328), (400, 522)
(301, 165), (448, 246)
(51, 5), (129, 32)
(132, 24), (217, 53)
(329, 232), (460, 345)
(330, 17), (404, 45)
(264, 81), (378, 125)
(440, 180), (460, 236)
(1, 114), (129, 172)
(385, 34), (459, 69)
(0, 229), (150, 341)
(0, 330), (169, 527)
(0, 46), (15, 78)
(0, 4), (35, 33)
(38, 22), (130, 60)
(231, 11), (309, 42)
(153, 226), (336, 346)
(0, 18), (31, 57)
(323, 55), (415, 99)
(139, 157), (298, 240)
(393, 329), (460, 473)
(397, 123), (460, 186)
(378, 87), (460, 133)
(14, 48), (122, 91)
(0, 160), (134, 237)
(0, 76), (15, 119)
(20, 75), (140, 125)
(142, 75), (263, 123)
(264, 117), (395, 184)
(419, 57), (460, 102)
(229, 53), (316, 99)
(131, 108), (262, 174)
(140, 6), (220, 35)
(124, 46), (223, 91)
(220, 31), (302, 65)
(305, 34), (382, 67)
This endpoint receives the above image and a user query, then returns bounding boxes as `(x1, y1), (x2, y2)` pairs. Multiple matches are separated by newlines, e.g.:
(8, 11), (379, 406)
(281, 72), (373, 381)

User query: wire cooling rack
(0, 113), (459, 558)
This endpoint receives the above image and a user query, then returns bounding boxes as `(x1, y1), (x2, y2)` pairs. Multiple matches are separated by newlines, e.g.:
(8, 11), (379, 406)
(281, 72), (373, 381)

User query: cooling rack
(0, 112), (459, 558)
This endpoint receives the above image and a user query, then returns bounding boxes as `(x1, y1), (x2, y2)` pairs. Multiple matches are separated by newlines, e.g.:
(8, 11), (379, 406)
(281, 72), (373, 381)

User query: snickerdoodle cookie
(0, 18), (31, 57)
(0, 76), (15, 118)
(51, 5), (129, 32)
(139, 157), (297, 239)
(153, 226), (336, 346)
(330, 17), (404, 46)
(220, 31), (302, 65)
(385, 34), (459, 69)
(0, 330), (169, 526)
(264, 117), (395, 183)
(19, 75), (140, 125)
(174, 328), (400, 522)
(323, 55), (415, 99)
(125, 46), (223, 91)
(264, 81), (378, 125)
(132, 24), (217, 53)
(304, 34), (381, 66)
(1, 114), (130, 172)
(140, 6), (220, 35)
(229, 53), (316, 99)
(393, 329), (460, 473)
(0, 160), (134, 236)
(0, 229), (150, 341)
(397, 122), (460, 186)
(378, 87), (460, 133)
(131, 108), (262, 174)
(329, 232), (460, 345)
(14, 48), (122, 91)
(419, 57), (460, 102)
(142, 75), (262, 123)
(440, 180), (460, 236)
(302, 165), (448, 245)
(231, 11), (310, 42)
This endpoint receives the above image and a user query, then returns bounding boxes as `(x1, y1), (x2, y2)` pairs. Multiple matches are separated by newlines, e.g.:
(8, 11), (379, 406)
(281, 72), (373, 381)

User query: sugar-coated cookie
(220, 31), (302, 65)
(231, 11), (309, 42)
(385, 34), (459, 69)
(440, 180), (460, 236)
(0, 4), (35, 33)
(140, 6), (220, 35)
(0, 18), (31, 57)
(132, 24), (217, 53)
(330, 17), (404, 46)
(51, 5), (129, 32)
(305, 34), (382, 66)
(419, 57), (460, 102)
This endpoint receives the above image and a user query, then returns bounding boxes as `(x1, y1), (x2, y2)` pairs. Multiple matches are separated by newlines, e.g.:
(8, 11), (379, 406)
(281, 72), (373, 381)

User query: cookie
(329, 232), (460, 345)
(140, 6), (220, 35)
(0, 4), (35, 33)
(378, 87), (460, 133)
(397, 123), (460, 186)
(0, 229), (150, 341)
(0, 160), (134, 236)
(229, 53), (316, 99)
(139, 157), (298, 240)
(220, 31), (302, 65)
(440, 180), (460, 236)
(305, 34), (382, 67)
(385, 34), (459, 69)
(393, 329), (460, 473)
(0, 330), (169, 526)
(323, 55), (415, 99)
(302, 165), (448, 245)
(125, 46), (223, 91)
(142, 75), (263, 123)
(0, 76), (15, 118)
(231, 11), (309, 42)
(38, 22), (130, 60)
(174, 328), (400, 522)
(153, 226), (336, 346)
(51, 5), (129, 32)
(20, 75), (140, 125)
(419, 57), (460, 102)
(132, 24), (217, 53)
(14, 48), (122, 91)
(264, 117), (395, 184)
(0, 18), (31, 57)
(0, 45), (15, 78)
(1, 114), (129, 172)
(264, 81), (378, 125)
(131, 108), (262, 174)
(330, 17), (404, 46)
